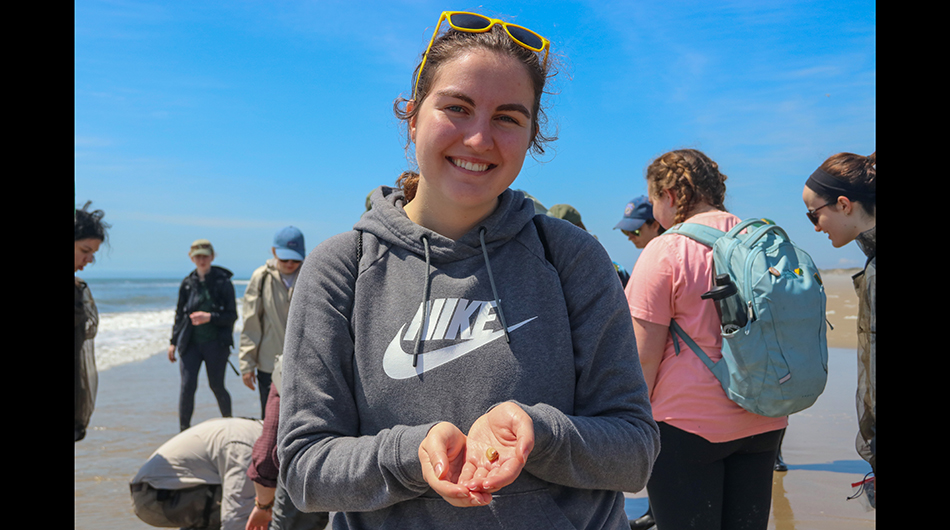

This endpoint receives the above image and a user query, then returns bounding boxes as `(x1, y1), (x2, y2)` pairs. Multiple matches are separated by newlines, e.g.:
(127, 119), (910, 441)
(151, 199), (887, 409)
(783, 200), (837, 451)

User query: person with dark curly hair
(75, 201), (110, 442)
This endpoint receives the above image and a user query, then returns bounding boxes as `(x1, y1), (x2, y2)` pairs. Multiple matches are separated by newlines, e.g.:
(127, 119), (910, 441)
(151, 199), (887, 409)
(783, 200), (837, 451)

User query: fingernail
(434, 463), (443, 477)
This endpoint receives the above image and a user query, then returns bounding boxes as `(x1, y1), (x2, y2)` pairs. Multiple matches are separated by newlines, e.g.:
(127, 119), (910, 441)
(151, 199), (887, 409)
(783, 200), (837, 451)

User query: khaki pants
(130, 482), (222, 529)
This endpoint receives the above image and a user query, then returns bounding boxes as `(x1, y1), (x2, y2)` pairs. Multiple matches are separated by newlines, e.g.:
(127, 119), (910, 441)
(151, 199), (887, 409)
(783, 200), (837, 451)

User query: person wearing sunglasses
(612, 194), (665, 528)
(277, 11), (659, 530)
(615, 195), (665, 250)
(802, 151), (876, 483)
(239, 226), (306, 421)
(168, 238), (237, 432)
(627, 149), (788, 530)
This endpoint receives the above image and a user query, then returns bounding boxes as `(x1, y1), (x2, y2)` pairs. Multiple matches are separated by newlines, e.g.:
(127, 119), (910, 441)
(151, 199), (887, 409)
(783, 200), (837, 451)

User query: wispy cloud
(120, 211), (278, 230)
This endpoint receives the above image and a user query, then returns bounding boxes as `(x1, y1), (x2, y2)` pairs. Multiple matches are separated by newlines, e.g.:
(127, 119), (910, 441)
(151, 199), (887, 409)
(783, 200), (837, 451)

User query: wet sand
(820, 269), (862, 351)
(74, 270), (871, 529)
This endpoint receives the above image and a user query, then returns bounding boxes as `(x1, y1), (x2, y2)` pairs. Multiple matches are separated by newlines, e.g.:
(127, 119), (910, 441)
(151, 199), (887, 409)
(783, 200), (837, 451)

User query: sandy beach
(74, 270), (872, 529)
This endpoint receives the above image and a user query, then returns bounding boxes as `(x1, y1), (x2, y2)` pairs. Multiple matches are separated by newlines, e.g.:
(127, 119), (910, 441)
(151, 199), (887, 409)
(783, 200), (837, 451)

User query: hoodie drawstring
(412, 230), (510, 368)
(412, 235), (431, 367)
(479, 227), (511, 344)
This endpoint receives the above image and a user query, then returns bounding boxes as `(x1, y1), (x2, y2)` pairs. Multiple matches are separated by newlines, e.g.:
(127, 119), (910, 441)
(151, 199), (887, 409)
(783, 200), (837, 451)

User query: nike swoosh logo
(382, 317), (536, 379)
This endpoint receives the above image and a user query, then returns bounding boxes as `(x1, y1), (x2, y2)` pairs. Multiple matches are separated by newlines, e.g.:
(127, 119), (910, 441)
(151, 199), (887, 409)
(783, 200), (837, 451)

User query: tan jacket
(239, 259), (294, 374)
(853, 226), (876, 473)
(130, 418), (263, 530)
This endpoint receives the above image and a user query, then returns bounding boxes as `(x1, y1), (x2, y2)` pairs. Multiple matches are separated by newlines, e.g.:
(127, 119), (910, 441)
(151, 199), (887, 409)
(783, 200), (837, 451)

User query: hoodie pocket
(371, 489), (578, 530)
(491, 489), (578, 529)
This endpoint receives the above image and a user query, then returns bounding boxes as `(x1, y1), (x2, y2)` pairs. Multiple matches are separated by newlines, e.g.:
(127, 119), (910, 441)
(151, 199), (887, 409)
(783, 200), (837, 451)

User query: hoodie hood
(188, 264), (234, 281)
(355, 186), (537, 264)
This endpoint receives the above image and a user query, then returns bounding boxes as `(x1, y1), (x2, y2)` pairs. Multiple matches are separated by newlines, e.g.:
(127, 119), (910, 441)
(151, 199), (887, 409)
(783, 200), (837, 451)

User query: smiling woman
(392, 12), (555, 218)
(802, 151), (876, 484)
(277, 10), (659, 530)
(402, 49), (536, 239)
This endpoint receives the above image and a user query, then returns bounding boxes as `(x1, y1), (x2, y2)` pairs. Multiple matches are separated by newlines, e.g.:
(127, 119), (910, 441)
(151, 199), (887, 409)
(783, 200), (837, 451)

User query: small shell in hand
(485, 447), (499, 463)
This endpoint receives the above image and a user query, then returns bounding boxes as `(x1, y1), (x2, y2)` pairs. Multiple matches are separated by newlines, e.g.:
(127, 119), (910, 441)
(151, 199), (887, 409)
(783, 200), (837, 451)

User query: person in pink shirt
(626, 149), (787, 530)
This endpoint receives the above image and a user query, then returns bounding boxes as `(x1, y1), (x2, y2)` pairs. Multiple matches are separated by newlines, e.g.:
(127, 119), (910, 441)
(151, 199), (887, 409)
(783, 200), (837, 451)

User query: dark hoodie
(278, 187), (659, 529)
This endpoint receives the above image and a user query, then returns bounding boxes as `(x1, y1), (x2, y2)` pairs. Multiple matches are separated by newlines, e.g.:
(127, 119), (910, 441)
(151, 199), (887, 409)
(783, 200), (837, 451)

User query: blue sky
(75, 0), (875, 279)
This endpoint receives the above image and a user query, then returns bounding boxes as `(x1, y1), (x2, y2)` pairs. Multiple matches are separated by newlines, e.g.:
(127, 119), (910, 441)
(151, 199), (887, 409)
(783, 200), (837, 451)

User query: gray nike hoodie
(278, 186), (659, 530)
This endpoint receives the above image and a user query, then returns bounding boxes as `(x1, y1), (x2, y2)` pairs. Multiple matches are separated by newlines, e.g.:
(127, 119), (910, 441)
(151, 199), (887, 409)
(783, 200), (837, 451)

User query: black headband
(805, 168), (875, 203)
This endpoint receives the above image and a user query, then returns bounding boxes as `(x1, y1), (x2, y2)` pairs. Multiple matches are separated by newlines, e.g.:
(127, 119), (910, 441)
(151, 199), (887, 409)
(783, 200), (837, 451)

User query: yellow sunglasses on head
(413, 11), (551, 100)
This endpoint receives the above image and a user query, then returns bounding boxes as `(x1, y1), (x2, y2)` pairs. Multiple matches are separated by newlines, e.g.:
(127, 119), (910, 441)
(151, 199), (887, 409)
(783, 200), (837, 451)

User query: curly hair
(393, 22), (557, 202)
(645, 149), (728, 225)
(817, 151), (876, 217)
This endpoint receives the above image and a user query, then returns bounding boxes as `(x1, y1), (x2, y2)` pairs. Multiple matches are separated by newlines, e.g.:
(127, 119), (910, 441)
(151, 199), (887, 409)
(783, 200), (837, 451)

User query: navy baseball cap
(273, 226), (306, 261)
(613, 196), (654, 232)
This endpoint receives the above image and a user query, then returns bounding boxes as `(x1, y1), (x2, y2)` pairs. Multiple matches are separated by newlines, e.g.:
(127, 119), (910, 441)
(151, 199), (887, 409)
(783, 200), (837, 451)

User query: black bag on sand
(130, 482), (222, 529)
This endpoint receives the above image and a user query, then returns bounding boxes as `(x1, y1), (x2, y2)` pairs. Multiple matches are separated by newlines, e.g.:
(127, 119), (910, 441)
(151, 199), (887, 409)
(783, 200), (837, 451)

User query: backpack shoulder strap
(663, 223), (724, 367)
(669, 319), (717, 372)
(532, 215), (554, 266)
(531, 216), (573, 304)
(663, 222), (724, 248)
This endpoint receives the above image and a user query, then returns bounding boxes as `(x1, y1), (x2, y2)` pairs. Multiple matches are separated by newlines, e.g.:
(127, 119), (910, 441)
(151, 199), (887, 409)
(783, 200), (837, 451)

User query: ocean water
(85, 278), (250, 371)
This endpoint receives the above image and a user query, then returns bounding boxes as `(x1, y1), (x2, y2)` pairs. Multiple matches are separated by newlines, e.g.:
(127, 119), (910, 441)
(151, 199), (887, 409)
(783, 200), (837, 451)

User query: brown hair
(393, 22), (556, 202)
(817, 151), (876, 217)
(645, 149), (728, 225)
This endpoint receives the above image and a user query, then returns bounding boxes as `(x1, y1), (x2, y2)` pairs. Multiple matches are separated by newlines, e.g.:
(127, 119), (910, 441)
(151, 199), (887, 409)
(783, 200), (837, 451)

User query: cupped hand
(462, 402), (534, 494)
(419, 422), (492, 507)
(189, 311), (211, 325)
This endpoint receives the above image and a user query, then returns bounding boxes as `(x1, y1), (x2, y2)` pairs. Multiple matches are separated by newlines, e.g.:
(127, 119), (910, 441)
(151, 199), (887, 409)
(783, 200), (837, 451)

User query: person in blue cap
(614, 195), (665, 249)
(614, 196), (665, 530)
(239, 226), (306, 419)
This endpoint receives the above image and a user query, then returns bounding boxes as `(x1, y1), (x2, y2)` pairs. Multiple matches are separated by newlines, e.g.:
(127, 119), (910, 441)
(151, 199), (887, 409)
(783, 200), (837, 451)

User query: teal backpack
(665, 218), (829, 418)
